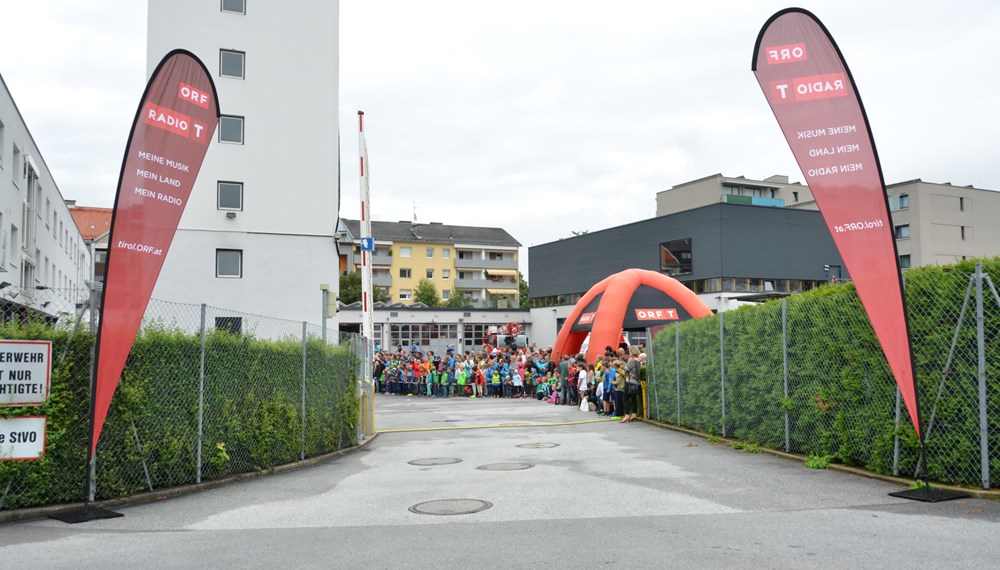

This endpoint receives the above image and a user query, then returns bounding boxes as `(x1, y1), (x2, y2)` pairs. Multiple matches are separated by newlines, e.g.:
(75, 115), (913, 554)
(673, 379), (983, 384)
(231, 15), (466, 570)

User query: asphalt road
(1, 394), (998, 569)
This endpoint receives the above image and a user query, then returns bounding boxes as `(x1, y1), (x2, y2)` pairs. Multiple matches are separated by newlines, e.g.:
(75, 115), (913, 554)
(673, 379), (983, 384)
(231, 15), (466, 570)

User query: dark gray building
(528, 203), (845, 312)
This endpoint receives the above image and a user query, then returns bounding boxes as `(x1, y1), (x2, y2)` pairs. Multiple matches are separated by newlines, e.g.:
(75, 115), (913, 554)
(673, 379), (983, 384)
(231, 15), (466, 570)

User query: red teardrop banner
(90, 50), (220, 456)
(752, 9), (922, 439)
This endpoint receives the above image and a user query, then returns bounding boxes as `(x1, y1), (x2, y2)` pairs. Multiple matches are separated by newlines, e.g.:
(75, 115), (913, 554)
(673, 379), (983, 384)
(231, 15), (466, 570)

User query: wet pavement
(1, 393), (998, 568)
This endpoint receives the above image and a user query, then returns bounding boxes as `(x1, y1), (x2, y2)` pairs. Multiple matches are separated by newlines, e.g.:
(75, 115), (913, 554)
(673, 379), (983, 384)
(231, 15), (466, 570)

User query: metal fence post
(647, 327), (659, 421)
(893, 386), (901, 476)
(197, 304), (206, 484)
(301, 321), (308, 461)
(675, 323), (681, 425)
(895, 272), (903, 477)
(720, 313), (726, 438)
(976, 263), (989, 489)
(782, 299), (790, 453)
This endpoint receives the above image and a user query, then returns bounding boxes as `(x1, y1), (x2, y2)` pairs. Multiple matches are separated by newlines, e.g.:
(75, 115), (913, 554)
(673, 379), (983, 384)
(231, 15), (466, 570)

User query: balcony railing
(455, 277), (490, 289)
(371, 253), (392, 266)
(453, 258), (517, 270)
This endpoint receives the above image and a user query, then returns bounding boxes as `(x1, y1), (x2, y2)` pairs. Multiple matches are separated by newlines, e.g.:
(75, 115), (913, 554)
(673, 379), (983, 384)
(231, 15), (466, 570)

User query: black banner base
(888, 487), (969, 503)
(49, 505), (124, 524)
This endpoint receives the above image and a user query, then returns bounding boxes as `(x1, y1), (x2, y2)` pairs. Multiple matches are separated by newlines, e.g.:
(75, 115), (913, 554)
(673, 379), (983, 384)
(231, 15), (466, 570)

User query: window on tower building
(217, 181), (243, 210)
(220, 50), (245, 79)
(219, 116), (244, 144)
(221, 0), (246, 14)
(216, 249), (243, 278)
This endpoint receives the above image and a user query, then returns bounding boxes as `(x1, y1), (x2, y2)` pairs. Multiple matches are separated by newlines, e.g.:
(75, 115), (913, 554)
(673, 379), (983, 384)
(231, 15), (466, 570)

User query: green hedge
(0, 322), (360, 509)
(649, 258), (1000, 487)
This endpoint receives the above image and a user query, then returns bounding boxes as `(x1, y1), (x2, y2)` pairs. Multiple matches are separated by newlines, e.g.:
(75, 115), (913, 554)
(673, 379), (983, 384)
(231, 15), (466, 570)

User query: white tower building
(146, 0), (340, 328)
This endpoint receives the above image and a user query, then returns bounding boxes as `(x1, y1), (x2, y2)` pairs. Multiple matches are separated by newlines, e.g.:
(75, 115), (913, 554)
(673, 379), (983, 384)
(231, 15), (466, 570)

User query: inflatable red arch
(552, 268), (712, 363)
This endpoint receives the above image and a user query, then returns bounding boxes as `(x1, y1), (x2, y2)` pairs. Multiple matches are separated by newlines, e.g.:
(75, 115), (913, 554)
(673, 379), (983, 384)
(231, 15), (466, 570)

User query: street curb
(0, 433), (379, 525)
(639, 417), (1000, 502)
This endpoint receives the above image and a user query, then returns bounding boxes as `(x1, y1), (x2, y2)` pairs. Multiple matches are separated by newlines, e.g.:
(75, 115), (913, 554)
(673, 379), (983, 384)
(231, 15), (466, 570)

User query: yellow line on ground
(378, 417), (618, 434)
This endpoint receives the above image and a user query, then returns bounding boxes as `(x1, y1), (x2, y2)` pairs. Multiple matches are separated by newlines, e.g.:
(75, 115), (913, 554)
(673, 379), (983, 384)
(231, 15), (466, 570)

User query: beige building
(887, 179), (1000, 269)
(655, 173), (816, 217)
(341, 220), (521, 308)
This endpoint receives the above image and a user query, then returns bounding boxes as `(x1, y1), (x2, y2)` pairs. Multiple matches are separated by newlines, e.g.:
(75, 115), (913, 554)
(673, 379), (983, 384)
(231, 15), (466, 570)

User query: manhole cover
(516, 443), (560, 449)
(409, 499), (493, 516)
(476, 462), (535, 471)
(407, 458), (463, 466)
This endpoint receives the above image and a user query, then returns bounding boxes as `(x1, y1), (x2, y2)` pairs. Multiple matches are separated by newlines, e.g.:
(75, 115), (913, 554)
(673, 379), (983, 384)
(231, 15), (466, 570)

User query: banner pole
(84, 284), (99, 505)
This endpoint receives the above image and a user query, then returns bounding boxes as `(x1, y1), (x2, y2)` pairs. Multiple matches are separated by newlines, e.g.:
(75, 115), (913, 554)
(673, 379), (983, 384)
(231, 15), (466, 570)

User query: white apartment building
(147, 0), (340, 329)
(0, 74), (92, 315)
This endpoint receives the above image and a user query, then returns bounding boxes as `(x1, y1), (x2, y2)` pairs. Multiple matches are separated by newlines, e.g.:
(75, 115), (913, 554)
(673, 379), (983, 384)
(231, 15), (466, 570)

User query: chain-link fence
(647, 261), (1000, 489)
(0, 289), (371, 511)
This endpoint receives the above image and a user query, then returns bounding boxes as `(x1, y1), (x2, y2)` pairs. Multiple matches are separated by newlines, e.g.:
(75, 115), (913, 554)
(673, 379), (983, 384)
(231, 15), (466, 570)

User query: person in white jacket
(577, 364), (590, 410)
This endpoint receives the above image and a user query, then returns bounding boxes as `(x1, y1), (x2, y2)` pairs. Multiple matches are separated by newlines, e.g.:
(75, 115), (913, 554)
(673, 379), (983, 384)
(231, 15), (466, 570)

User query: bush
(0, 320), (360, 509)
(647, 258), (1000, 487)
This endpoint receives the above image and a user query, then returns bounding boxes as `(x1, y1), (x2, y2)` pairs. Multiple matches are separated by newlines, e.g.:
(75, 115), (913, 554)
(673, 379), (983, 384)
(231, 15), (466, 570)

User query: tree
(445, 294), (473, 309)
(338, 272), (389, 304)
(519, 271), (530, 308)
(414, 278), (440, 307)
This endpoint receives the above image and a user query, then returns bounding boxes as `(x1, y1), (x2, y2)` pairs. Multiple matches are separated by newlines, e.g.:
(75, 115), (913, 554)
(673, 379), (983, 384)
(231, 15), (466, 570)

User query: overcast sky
(2, 1), (998, 277)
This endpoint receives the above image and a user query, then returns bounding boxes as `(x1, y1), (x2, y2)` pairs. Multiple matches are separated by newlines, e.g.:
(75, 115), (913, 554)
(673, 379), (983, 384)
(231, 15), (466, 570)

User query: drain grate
(409, 499), (493, 516)
(516, 443), (560, 449)
(476, 462), (534, 471)
(407, 458), (462, 466)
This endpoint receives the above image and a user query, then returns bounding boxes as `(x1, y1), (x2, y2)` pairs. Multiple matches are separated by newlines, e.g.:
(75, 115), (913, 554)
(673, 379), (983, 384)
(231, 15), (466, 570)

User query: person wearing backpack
(602, 360), (616, 417)
(611, 360), (626, 419)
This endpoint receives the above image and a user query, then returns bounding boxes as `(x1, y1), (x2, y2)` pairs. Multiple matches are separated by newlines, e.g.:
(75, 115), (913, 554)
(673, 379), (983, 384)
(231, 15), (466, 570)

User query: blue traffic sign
(360, 237), (375, 252)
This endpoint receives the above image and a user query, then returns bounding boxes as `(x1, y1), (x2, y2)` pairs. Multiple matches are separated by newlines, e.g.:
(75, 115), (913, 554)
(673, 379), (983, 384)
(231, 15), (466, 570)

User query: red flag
(752, 9), (921, 438)
(90, 50), (219, 455)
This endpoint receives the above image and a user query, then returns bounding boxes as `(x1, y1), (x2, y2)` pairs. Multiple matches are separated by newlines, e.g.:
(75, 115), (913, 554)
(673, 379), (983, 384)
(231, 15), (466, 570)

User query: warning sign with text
(0, 341), (51, 406)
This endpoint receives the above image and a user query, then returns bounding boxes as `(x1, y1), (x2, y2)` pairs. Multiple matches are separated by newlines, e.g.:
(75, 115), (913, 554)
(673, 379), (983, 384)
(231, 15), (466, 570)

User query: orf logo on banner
(90, 50), (220, 457)
(634, 309), (679, 322)
(752, 9), (922, 439)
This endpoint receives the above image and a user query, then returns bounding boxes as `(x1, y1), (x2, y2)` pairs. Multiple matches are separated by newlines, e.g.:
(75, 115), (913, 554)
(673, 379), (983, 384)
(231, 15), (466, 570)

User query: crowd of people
(372, 342), (646, 422)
